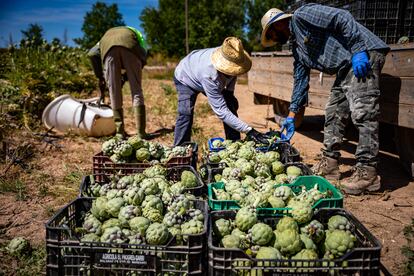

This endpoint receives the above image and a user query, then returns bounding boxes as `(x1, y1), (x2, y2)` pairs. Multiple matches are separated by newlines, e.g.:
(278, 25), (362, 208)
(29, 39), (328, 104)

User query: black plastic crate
(287, 0), (407, 44)
(46, 198), (208, 275)
(208, 208), (382, 275)
(202, 161), (312, 185)
(80, 165), (206, 197)
(93, 142), (198, 177)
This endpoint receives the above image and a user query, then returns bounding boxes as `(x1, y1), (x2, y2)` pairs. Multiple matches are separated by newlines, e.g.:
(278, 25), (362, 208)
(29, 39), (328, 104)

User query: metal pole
(185, 0), (189, 54)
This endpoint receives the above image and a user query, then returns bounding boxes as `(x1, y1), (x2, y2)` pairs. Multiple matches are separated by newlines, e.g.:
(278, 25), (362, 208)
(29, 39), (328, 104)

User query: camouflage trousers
(322, 50), (386, 167)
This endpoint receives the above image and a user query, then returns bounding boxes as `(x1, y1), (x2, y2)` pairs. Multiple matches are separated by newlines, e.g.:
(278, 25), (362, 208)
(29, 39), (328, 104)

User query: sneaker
(311, 156), (340, 181)
(341, 165), (381, 195)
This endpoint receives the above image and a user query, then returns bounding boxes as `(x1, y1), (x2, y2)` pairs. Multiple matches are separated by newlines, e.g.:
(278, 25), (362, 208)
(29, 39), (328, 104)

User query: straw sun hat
(261, 8), (292, 47)
(211, 37), (252, 76)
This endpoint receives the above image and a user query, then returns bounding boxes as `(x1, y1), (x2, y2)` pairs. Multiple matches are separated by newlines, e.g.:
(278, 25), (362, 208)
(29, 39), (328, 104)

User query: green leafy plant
(402, 218), (414, 275)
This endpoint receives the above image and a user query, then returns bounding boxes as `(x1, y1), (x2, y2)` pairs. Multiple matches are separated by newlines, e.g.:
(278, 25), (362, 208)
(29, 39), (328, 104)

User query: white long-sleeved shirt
(174, 47), (251, 133)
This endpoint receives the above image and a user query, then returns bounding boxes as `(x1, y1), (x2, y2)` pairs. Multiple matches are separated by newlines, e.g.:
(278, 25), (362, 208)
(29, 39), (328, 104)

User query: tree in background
(246, 0), (285, 51)
(140, 0), (247, 58)
(21, 23), (44, 47)
(74, 1), (125, 49)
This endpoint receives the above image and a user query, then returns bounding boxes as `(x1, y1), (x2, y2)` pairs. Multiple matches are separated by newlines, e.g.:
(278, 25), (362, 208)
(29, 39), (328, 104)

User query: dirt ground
(0, 79), (413, 275)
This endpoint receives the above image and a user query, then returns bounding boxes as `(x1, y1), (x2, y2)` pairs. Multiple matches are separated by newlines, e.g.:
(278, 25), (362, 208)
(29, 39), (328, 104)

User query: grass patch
(1, 244), (46, 276)
(0, 177), (28, 200)
(402, 218), (414, 275)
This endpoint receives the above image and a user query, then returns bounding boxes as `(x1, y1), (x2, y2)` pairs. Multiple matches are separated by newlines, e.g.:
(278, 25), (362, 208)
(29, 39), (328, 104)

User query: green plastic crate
(208, 175), (343, 213)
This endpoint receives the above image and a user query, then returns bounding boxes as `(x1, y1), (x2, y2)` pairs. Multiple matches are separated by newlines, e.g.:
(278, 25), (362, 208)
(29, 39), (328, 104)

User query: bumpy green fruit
(213, 218), (233, 239)
(327, 215), (351, 231)
(181, 170), (198, 188)
(145, 223), (170, 245)
(118, 205), (141, 227)
(300, 234), (317, 250)
(100, 226), (126, 243)
(142, 207), (163, 223)
(274, 228), (303, 256)
(300, 220), (325, 243)
(102, 138), (119, 156)
(290, 201), (313, 225)
(101, 218), (121, 231)
(268, 196), (285, 208)
(291, 249), (319, 272)
(271, 161), (285, 175)
(127, 135), (146, 150)
(273, 185), (293, 201)
(81, 233), (100, 243)
(276, 216), (299, 233)
(136, 148), (151, 161)
(6, 237), (31, 257)
(83, 214), (102, 235)
(275, 173), (288, 184)
(129, 216), (151, 235)
(235, 207), (258, 232)
(324, 230), (356, 258)
(106, 197), (125, 217)
(114, 141), (133, 158)
(91, 197), (109, 221)
(251, 223), (273, 246)
(181, 219), (204, 241)
(256, 246), (283, 266)
(140, 178), (160, 195)
(221, 234), (241, 249)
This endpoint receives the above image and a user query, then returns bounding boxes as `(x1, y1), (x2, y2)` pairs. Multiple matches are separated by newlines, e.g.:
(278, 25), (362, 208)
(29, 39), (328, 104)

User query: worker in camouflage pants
(260, 4), (390, 195)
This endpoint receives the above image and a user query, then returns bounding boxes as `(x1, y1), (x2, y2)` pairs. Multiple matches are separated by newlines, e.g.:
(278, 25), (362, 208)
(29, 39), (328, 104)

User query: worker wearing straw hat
(260, 4), (390, 194)
(173, 37), (269, 146)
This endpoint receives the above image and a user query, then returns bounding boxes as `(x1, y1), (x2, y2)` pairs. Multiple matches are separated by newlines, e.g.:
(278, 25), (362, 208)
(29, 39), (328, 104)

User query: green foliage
(402, 219), (414, 275)
(74, 1), (125, 49)
(21, 24), (44, 47)
(246, 0), (285, 51)
(140, 0), (247, 58)
(1, 42), (95, 129)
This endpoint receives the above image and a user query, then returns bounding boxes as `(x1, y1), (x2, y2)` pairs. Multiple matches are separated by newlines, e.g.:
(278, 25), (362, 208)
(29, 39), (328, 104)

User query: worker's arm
(87, 43), (105, 104)
(289, 49), (310, 114)
(202, 78), (251, 133)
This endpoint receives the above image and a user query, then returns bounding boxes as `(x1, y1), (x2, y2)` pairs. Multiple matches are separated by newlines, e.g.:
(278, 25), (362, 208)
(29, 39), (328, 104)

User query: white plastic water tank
(42, 94), (115, 137)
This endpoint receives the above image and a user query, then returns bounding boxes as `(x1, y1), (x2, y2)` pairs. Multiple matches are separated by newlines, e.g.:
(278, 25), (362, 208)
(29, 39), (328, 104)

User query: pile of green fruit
(88, 165), (201, 197)
(213, 181), (331, 212)
(102, 135), (192, 164)
(78, 165), (205, 246)
(208, 141), (285, 167)
(213, 207), (357, 269)
(211, 131), (281, 150)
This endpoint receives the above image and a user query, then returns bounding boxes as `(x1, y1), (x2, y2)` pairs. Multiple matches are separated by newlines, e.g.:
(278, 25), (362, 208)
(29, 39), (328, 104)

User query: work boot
(134, 105), (147, 139)
(113, 108), (126, 139)
(341, 165), (381, 195)
(311, 156), (340, 181)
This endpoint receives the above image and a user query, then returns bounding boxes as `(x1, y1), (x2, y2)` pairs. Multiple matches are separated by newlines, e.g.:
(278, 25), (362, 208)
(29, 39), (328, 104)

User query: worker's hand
(352, 51), (371, 79)
(246, 128), (269, 145)
(280, 117), (295, 141)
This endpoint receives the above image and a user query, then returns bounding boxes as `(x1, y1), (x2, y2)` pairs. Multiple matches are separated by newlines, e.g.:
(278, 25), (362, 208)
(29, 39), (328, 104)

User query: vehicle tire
(272, 99), (305, 129)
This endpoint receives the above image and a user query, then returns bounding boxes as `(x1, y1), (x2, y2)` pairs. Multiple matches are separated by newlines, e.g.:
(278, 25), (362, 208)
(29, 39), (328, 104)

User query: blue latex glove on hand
(280, 117), (295, 141)
(352, 51), (371, 78)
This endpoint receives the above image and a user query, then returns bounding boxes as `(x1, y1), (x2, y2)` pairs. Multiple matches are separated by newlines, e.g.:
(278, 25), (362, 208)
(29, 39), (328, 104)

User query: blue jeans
(173, 77), (240, 146)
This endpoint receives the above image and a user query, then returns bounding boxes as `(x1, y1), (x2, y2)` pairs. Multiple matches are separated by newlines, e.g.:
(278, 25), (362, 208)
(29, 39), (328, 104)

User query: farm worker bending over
(173, 37), (269, 146)
(260, 5), (390, 194)
(88, 26), (147, 138)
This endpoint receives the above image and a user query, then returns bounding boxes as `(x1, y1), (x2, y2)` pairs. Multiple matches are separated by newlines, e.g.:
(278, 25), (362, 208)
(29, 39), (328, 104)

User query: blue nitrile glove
(280, 117), (295, 141)
(352, 51), (371, 78)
